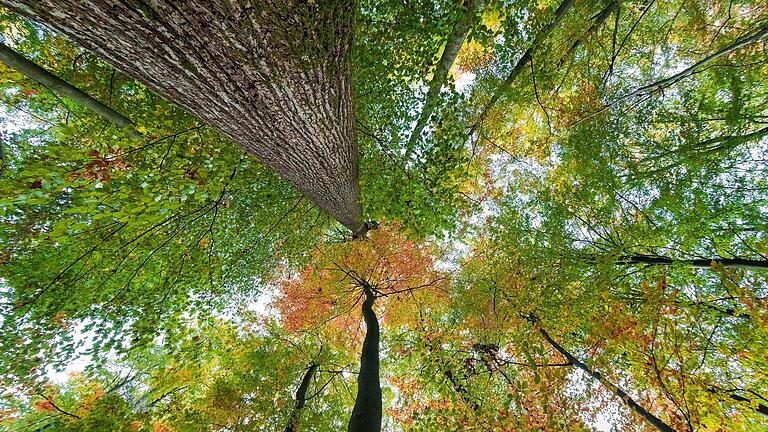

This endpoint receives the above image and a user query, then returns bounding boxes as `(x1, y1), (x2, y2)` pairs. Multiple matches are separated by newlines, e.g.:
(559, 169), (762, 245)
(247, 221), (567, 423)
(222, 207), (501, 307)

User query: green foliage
(2, 0), (768, 430)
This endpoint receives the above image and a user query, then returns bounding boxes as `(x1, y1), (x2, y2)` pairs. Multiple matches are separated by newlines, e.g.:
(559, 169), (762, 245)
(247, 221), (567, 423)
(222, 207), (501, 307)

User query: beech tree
(1, 0), (768, 431)
(1, 0), (367, 233)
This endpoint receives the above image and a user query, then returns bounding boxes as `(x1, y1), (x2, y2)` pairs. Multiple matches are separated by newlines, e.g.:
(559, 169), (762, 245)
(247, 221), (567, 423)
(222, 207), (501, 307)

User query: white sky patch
(565, 369), (624, 431)
(245, 283), (279, 318)
(453, 68), (476, 94)
(45, 323), (97, 384)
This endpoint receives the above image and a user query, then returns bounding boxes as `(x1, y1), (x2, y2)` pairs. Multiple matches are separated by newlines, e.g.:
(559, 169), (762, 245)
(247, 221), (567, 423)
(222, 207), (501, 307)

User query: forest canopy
(0, 0), (767, 431)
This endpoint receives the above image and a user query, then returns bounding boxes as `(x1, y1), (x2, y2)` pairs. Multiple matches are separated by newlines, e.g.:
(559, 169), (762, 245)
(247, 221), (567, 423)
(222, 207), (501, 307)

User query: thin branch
(580, 25), (768, 125)
(530, 316), (675, 432)
(468, 0), (576, 135)
(34, 393), (81, 420)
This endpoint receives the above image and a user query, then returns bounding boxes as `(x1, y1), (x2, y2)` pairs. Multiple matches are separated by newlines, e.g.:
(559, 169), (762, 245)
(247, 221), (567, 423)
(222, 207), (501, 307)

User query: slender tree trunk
(533, 320), (675, 432)
(348, 283), (381, 432)
(285, 363), (319, 432)
(616, 255), (768, 271)
(2, 0), (366, 234)
(469, 0), (575, 134)
(404, 0), (482, 160)
(557, 1), (618, 68)
(0, 43), (141, 139)
(573, 25), (768, 126)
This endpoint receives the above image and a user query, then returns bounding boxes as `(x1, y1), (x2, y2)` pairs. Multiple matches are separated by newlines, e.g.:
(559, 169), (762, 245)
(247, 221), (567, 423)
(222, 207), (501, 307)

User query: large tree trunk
(348, 283), (381, 432)
(2, 0), (366, 234)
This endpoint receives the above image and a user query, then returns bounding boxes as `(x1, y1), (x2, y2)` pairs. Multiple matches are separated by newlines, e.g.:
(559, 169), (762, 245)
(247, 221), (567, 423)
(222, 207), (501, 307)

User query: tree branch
(0, 43), (141, 139)
(468, 0), (576, 136)
(530, 317), (675, 432)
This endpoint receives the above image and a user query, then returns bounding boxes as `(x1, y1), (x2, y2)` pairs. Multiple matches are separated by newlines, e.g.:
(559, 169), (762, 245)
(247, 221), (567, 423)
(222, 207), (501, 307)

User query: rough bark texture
(3, 0), (366, 233)
(284, 363), (319, 432)
(0, 43), (141, 139)
(348, 284), (381, 432)
(534, 320), (674, 432)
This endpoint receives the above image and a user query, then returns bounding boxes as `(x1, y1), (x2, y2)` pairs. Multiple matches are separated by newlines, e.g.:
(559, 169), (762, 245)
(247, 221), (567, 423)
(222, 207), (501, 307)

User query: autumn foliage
(273, 224), (448, 337)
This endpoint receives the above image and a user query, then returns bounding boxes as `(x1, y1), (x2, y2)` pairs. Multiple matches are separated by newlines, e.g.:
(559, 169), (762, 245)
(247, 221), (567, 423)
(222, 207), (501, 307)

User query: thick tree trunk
(533, 320), (674, 432)
(3, 0), (366, 234)
(348, 283), (381, 432)
(285, 363), (319, 432)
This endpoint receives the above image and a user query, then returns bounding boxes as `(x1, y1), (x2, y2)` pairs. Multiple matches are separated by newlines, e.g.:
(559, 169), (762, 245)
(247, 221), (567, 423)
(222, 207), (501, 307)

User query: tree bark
(0, 43), (142, 139)
(2, 0), (366, 234)
(616, 254), (768, 271)
(468, 0), (575, 135)
(348, 283), (381, 432)
(404, 0), (482, 160)
(285, 363), (319, 432)
(533, 319), (675, 432)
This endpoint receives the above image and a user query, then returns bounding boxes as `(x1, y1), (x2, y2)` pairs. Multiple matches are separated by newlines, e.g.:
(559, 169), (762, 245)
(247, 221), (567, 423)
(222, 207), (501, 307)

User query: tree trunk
(348, 283), (381, 432)
(0, 43), (141, 140)
(469, 0), (575, 134)
(404, 0), (482, 160)
(533, 319), (675, 432)
(285, 363), (319, 432)
(2, 0), (366, 234)
(617, 255), (768, 271)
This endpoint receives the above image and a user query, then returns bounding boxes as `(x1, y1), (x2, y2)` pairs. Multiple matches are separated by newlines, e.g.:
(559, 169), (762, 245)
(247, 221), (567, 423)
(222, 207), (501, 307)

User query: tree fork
(348, 282), (382, 432)
(2, 0), (367, 234)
